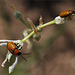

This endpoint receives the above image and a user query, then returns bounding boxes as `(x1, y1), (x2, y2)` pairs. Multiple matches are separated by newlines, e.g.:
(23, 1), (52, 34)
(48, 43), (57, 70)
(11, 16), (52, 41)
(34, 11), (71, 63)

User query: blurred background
(0, 0), (75, 75)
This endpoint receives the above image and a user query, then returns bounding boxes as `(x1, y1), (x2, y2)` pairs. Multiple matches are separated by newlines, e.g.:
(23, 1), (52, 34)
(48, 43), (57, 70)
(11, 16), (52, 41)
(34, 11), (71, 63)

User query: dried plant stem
(21, 20), (55, 43)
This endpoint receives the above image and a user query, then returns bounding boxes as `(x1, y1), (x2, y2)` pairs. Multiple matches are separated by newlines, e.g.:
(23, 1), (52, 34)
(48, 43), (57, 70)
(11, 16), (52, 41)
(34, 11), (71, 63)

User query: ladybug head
(17, 52), (21, 55)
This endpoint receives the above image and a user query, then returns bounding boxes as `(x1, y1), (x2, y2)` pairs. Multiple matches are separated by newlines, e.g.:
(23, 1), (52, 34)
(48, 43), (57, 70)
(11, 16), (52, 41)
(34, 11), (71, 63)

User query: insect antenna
(20, 55), (27, 62)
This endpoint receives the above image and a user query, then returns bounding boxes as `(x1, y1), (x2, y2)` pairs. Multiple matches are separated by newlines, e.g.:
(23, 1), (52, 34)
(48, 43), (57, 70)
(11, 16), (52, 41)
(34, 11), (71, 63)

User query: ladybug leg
(69, 15), (72, 20)
(66, 16), (71, 21)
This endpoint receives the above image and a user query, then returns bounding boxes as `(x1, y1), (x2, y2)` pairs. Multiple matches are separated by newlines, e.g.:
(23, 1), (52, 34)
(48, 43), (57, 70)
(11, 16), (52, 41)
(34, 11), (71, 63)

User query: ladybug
(7, 42), (21, 55)
(59, 10), (75, 17)
(7, 42), (31, 62)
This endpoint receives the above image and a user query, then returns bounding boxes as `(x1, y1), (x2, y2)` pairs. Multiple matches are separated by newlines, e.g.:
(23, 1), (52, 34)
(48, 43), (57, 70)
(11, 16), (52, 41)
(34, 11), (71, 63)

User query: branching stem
(21, 19), (55, 43)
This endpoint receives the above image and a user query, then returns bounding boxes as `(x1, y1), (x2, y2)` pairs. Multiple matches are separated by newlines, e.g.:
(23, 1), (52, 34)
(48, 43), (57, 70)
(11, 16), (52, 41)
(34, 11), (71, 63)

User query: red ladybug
(7, 42), (31, 61)
(60, 10), (75, 17)
(7, 42), (21, 55)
